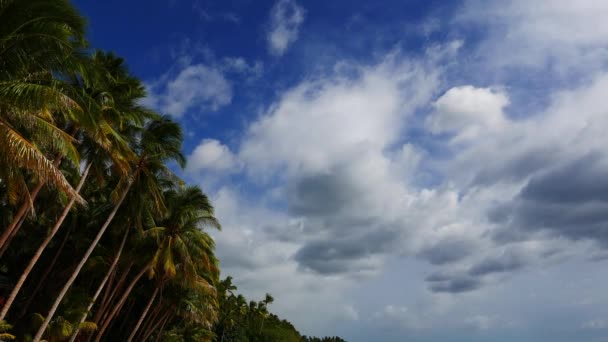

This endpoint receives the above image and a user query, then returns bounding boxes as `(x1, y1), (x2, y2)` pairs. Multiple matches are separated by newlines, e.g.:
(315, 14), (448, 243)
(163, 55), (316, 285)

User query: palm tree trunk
(0, 181), (44, 254)
(0, 155), (62, 253)
(153, 312), (173, 342)
(68, 226), (129, 342)
(0, 163), (91, 322)
(32, 179), (133, 342)
(94, 261), (133, 327)
(93, 262), (150, 342)
(0, 214), (27, 258)
(138, 302), (162, 340)
(17, 225), (73, 320)
(96, 267), (116, 317)
(114, 298), (135, 338)
(143, 309), (171, 342)
(127, 287), (159, 342)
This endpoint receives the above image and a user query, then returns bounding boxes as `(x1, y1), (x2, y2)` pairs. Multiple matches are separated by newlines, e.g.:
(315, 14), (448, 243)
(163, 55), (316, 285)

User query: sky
(73, 1), (608, 341)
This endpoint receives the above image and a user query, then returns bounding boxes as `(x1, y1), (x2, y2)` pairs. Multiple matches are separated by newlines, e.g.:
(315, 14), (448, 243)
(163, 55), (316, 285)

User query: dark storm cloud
(286, 169), (405, 275)
(520, 154), (608, 204)
(288, 173), (360, 217)
(418, 239), (474, 265)
(468, 254), (526, 276)
(294, 229), (398, 274)
(471, 147), (558, 186)
(426, 273), (482, 293)
(489, 154), (608, 245)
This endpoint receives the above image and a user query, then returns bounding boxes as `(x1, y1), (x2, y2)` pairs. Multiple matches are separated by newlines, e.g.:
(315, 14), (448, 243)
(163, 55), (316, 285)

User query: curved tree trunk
(0, 214), (27, 258)
(137, 303), (162, 340)
(153, 312), (173, 342)
(95, 269), (116, 320)
(144, 309), (171, 342)
(93, 263), (149, 342)
(0, 163), (91, 322)
(17, 225), (73, 320)
(127, 287), (159, 342)
(0, 181), (45, 254)
(0, 155), (62, 254)
(93, 261), (133, 328)
(68, 226), (129, 342)
(32, 180), (132, 342)
(113, 298), (135, 339)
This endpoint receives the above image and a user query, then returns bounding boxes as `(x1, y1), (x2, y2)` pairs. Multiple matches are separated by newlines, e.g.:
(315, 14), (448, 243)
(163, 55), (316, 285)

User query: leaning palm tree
(123, 186), (221, 342)
(0, 0), (87, 249)
(33, 117), (186, 342)
(0, 52), (141, 322)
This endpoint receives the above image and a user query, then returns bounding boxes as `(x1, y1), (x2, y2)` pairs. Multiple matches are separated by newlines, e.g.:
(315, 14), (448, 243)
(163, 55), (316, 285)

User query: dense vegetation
(0, 0), (346, 341)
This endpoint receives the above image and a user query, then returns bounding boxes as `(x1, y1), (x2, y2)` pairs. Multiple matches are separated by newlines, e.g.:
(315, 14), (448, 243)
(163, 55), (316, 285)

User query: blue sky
(74, 1), (608, 341)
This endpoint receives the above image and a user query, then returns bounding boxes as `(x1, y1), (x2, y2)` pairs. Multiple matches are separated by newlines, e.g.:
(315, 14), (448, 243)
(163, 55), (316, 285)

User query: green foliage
(209, 277), (345, 342)
(0, 320), (15, 340)
(301, 337), (347, 342)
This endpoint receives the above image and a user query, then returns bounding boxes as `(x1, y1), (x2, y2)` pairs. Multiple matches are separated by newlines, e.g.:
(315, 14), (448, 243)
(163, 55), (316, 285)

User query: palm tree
(109, 186), (221, 341)
(0, 51), (141, 321)
(33, 117), (186, 342)
(0, 0), (87, 249)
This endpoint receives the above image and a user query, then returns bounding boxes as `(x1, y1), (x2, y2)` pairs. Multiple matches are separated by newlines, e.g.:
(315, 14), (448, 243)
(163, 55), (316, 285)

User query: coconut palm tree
(100, 186), (220, 342)
(0, 51), (143, 322)
(33, 116), (186, 342)
(0, 0), (87, 248)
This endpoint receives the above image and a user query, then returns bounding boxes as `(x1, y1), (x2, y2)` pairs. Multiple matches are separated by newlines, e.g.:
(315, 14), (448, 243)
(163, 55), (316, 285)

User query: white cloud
(187, 139), (239, 173)
(240, 55), (439, 178)
(460, 0), (608, 73)
(267, 0), (306, 56)
(427, 85), (509, 142)
(205, 54), (608, 328)
(195, 49), (451, 335)
(222, 57), (264, 79)
(144, 61), (232, 117)
(171, 2), (608, 339)
(209, 187), (357, 334)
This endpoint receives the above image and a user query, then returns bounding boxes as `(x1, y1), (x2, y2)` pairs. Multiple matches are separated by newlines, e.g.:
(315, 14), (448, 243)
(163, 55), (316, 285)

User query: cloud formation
(267, 0), (305, 56)
(460, 0), (608, 72)
(169, 1), (608, 340)
(187, 139), (239, 173)
(427, 85), (508, 142)
(144, 63), (232, 117)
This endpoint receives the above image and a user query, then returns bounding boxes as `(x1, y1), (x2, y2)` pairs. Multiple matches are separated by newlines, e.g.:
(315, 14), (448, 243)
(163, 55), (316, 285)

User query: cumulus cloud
(427, 85), (509, 142)
(472, 74), (608, 247)
(209, 187), (363, 333)
(236, 53), (444, 277)
(170, 1), (608, 338)
(267, 0), (305, 56)
(187, 139), (239, 173)
(204, 64), (608, 303)
(459, 0), (608, 72)
(144, 64), (232, 117)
